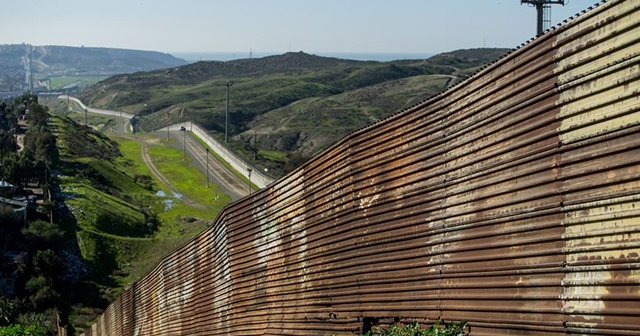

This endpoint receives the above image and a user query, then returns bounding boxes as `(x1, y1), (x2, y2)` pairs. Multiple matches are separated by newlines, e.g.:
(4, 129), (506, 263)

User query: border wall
(61, 96), (274, 189)
(168, 121), (275, 189)
(60, 95), (135, 120)
(81, 1), (640, 334)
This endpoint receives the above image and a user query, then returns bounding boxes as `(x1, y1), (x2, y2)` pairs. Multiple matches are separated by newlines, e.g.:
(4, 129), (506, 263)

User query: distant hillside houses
(0, 180), (38, 224)
(0, 196), (29, 224)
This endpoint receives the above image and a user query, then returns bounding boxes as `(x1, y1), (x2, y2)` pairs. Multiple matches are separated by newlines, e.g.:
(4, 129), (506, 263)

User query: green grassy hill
(243, 75), (452, 159)
(79, 48), (509, 177)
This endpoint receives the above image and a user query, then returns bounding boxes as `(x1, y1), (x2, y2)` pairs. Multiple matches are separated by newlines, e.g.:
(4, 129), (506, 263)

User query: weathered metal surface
(80, 0), (640, 335)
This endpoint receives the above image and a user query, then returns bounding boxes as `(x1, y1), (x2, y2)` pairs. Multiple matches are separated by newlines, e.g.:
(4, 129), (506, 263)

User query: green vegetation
(48, 76), (83, 89)
(364, 321), (469, 336)
(148, 144), (213, 203)
(0, 324), (48, 336)
(258, 149), (287, 162)
(0, 94), (77, 335)
(44, 76), (109, 91)
(79, 48), (508, 177)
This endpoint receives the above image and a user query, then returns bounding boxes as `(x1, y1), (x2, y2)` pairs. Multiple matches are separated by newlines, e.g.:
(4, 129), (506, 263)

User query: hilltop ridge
(79, 48), (510, 177)
(0, 44), (187, 93)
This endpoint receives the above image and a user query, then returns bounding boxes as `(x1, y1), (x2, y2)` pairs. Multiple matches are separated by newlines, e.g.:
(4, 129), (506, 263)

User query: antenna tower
(521, 0), (565, 35)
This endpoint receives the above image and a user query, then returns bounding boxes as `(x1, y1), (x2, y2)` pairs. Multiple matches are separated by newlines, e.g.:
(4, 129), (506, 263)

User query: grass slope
(77, 48), (509, 177)
(245, 75), (451, 155)
(54, 116), (230, 331)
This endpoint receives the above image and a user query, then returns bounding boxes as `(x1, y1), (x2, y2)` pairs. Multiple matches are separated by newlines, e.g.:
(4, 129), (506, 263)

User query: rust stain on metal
(80, 1), (640, 335)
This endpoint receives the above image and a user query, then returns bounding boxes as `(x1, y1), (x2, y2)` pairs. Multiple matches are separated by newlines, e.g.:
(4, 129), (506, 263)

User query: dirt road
(137, 138), (207, 209)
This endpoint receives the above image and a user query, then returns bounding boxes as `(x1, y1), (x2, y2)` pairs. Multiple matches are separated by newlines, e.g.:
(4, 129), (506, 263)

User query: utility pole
(247, 167), (252, 195)
(225, 80), (233, 143)
(521, 0), (564, 35)
(84, 108), (88, 126)
(253, 130), (257, 160)
(206, 148), (209, 188)
(183, 127), (186, 161)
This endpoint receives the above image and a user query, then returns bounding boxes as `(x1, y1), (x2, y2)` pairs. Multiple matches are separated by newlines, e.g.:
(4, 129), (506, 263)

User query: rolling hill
(79, 48), (509, 177)
(0, 44), (187, 93)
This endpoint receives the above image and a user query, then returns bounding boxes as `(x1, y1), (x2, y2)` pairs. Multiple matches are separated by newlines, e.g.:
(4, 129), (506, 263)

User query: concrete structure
(166, 121), (274, 189)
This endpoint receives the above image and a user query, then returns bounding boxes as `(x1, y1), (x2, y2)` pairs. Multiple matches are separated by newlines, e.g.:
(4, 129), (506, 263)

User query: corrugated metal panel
(80, 0), (640, 335)
(556, 1), (640, 334)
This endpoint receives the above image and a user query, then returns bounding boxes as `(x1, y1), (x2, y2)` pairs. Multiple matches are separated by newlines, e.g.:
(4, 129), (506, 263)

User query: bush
(133, 174), (153, 190)
(0, 206), (15, 223)
(21, 220), (65, 250)
(24, 276), (60, 310)
(16, 309), (59, 335)
(0, 324), (47, 336)
(366, 320), (469, 336)
(0, 298), (23, 326)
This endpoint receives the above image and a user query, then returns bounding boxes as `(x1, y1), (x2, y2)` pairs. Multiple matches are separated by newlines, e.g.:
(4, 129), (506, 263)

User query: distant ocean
(171, 51), (436, 63)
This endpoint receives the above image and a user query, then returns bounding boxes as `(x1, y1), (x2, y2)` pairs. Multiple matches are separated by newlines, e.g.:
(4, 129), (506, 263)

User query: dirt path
(134, 136), (207, 209)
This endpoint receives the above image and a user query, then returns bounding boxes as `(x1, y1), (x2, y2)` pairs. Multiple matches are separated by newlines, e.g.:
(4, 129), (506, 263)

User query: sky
(0, 1), (594, 56)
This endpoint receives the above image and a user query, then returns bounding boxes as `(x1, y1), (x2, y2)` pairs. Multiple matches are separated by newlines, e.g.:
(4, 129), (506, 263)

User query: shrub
(133, 174), (153, 190)
(0, 205), (15, 223)
(24, 276), (60, 310)
(365, 320), (469, 336)
(0, 298), (23, 326)
(0, 324), (47, 336)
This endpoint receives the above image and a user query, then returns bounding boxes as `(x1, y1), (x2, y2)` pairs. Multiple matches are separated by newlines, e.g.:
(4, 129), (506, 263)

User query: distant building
(0, 180), (12, 198)
(0, 195), (28, 224)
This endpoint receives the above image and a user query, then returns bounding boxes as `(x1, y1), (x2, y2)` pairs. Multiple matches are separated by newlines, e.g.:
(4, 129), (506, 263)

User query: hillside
(244, 75), (453, 155)
(47, 108), (230, 332)
(79, 48), (509, 177)
(0, 44), (187, 93)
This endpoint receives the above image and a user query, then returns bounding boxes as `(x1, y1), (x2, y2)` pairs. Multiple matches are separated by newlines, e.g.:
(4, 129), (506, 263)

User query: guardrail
(58, 96), (274, 189)
(162, 121), (274, 189)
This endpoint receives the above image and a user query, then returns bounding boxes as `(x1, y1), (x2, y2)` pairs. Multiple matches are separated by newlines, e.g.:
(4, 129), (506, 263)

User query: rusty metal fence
(81, 0), (640, 334)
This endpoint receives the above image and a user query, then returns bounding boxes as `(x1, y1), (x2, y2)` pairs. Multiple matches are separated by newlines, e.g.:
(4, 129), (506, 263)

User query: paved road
(163, 129), (248, 201)
(60, 95), (248, 201)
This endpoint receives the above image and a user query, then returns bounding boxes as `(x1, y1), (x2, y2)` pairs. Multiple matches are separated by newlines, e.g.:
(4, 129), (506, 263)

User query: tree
(24, 103), (48, 129)
(31, 250), (60, 278)
(22, 128), (57, 169)
(0, 152), (23, 187)
(21, 221), (65, 251)
(0, 131), (16, 159)
(11, 94), (37, 122)
(24, 276), (59, 310)
(0, 298), (22, 327)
